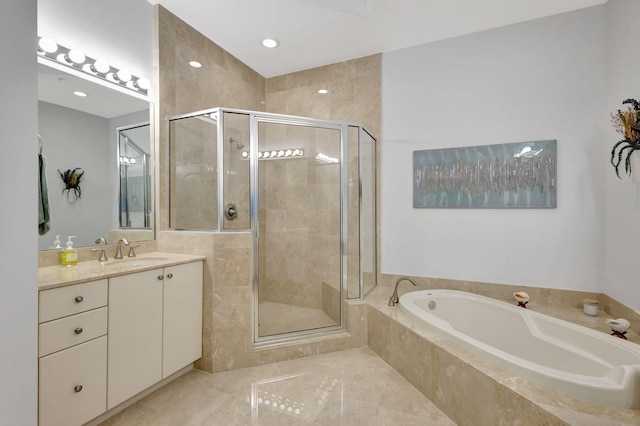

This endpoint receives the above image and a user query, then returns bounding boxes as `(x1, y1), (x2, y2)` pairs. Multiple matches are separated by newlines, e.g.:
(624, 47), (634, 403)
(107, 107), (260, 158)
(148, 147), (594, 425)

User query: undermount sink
(107, 257), (169, 267)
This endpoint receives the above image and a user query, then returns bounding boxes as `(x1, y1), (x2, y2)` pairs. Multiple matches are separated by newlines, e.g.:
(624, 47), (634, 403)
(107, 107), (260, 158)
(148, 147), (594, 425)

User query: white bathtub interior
(400, 289), (640, 408)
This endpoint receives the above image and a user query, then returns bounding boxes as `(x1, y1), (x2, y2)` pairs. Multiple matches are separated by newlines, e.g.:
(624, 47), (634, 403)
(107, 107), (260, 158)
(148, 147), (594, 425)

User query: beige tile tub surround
(369, 276), (640, 425)
(380, 272), (640, 337)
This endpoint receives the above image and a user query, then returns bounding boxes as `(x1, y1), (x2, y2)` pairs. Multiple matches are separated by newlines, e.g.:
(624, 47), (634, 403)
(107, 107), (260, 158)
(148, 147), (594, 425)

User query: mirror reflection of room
(37, 0), (153, 251)
(118, 124), (152, 230)
(37, 66), (151, 250)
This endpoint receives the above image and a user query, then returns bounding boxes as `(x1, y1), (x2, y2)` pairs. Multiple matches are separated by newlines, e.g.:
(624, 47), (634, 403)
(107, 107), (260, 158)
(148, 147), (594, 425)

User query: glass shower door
(255, 120), (343, 339)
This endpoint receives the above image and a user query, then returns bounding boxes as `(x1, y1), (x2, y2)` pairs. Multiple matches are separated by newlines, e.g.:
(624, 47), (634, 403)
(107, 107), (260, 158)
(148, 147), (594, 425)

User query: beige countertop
(38, 252), (206, 291)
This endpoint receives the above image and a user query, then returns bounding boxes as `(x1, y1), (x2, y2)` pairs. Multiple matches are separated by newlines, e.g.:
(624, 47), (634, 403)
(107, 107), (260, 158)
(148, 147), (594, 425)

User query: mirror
(38, 62), (153, 250)
(118, 123), (152, 229)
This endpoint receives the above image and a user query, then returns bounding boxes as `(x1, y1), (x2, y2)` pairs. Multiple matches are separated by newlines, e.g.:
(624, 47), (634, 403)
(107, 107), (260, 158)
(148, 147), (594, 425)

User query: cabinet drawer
(39, 336), (107, 426)
(39, 279), (107, 323)
(39, 307), (107, 357)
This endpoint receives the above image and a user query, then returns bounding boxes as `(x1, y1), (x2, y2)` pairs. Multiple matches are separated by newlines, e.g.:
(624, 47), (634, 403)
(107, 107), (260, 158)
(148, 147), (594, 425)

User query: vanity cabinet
(107, 261), (203, 409)
(38, 256), (204, 426)
(162, 262), (204, 378)
(38, 279), (108, 426)
(107, 268), (163, 409)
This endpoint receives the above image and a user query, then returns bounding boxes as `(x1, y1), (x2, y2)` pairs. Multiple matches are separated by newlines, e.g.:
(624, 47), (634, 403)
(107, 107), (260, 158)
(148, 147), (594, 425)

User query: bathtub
(399, 289), (640, 408)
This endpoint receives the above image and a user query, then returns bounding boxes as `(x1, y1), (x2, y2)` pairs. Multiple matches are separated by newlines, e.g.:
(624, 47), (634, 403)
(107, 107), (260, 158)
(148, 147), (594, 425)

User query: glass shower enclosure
(169, 108), (376, 344)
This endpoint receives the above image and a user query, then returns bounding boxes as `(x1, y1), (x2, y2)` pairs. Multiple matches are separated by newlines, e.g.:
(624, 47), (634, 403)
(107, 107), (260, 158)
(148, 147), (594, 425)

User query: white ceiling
(38, 63), (149, 118)
(148, 0), (607, 77)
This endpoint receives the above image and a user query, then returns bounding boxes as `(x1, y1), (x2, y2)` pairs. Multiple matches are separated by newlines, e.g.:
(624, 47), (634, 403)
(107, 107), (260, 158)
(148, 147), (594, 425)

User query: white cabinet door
(107, 268), (163, 409)
(39, 336), (107, 426)
(163, 261), (203, 378)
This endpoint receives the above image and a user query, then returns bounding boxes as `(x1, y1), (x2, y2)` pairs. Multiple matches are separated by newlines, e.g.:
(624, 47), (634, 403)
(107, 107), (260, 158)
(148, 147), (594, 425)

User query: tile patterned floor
(100, 347), (454, 425)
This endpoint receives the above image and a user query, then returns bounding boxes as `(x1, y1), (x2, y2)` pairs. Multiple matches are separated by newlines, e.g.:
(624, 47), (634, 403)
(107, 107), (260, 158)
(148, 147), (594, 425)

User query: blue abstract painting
(413, 140), (557, 208)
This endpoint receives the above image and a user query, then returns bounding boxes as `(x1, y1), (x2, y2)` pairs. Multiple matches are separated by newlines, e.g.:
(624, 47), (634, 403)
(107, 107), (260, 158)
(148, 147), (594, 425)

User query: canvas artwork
(413, 140), (557, 208)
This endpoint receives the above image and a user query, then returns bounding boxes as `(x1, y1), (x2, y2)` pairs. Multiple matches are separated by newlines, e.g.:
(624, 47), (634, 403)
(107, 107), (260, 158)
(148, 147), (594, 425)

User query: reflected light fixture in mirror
(37, 60), (153, 251)
(65, 49), (86, 65)
(38, 37), (58, 54)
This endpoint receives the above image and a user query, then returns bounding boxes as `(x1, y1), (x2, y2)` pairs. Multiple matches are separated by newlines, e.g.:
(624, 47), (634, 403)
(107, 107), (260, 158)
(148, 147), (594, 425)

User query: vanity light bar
(315, 153), (339, 164)
(241, 149), (304, 160)
(37, 37), (150, 95)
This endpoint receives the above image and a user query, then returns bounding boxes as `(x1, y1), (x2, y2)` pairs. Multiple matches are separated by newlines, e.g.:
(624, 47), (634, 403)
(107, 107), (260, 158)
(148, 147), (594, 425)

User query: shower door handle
(225, 203), (238, 221)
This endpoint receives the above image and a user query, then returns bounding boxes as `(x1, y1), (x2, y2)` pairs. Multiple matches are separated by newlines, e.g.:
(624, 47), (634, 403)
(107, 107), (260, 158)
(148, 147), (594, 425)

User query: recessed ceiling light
(73, 91), (88, 97)
(318, 89), (328, 94)
(189, 61), (202, 68)
(262, 38), (279, 48)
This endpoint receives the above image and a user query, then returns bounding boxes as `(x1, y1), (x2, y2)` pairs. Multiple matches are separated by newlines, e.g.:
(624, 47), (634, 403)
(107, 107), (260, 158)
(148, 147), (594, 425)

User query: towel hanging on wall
(38, 134), (51, 235)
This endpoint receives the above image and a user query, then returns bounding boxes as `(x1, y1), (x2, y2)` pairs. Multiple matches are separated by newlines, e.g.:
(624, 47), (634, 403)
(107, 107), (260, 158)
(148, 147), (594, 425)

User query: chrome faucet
(114, 238), (130, 259)
(388, 277), (420, 306)
(91, 237), (108, 261)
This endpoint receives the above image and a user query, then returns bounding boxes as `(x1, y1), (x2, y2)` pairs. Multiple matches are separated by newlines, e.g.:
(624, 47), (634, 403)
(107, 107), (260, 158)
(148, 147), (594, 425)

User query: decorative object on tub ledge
(413, 140), (556, 208)
(610, 98), (640, 183)
(606, 318), (630, 339)
(58, 167), (84, 201)
(583, 299), (599, 316)
(514, 291), (529, 308)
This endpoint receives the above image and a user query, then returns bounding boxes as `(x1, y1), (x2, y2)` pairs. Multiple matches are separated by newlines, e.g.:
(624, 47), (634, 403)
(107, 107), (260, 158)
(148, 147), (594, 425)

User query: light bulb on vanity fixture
(37, 37), (150, 96)
(130, 77), (150, 91)
(64, 49), (86, 65)
(38, 37), (58, 54)
(90, 59), (111, 74)
(110, 69), (131, 83)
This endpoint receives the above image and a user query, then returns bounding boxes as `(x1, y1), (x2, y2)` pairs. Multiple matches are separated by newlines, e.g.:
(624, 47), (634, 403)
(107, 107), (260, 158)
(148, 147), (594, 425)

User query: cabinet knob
(74, 385), (83, 393)
(157, 275), (164, 280)
(74, 327), (83, 335)
(167, 273), (173, 279)
(75, 296), (84, 303)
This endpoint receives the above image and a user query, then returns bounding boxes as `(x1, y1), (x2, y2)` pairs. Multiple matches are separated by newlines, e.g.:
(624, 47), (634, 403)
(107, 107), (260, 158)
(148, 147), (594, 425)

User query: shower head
(229, 137), (245, 150)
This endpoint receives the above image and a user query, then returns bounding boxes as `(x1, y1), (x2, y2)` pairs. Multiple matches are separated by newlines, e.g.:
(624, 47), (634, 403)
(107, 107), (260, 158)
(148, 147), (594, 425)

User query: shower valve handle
(225, 203), (238, 221)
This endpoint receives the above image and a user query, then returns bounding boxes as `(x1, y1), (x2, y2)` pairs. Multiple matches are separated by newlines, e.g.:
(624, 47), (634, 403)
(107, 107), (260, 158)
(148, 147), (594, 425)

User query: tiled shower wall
(154, 5), (380, 372)
(258, 124), (342, 311)
(265, 56), (382, 303)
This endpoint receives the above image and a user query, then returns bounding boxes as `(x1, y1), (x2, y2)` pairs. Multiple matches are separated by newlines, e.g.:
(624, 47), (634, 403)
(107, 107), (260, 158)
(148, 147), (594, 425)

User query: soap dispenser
(61, 236), (78, 266)
(50, 235), (62, 249)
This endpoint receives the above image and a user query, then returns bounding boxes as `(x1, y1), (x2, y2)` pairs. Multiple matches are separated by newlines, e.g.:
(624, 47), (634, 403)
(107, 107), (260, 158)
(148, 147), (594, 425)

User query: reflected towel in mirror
(38, 151), (50, 235)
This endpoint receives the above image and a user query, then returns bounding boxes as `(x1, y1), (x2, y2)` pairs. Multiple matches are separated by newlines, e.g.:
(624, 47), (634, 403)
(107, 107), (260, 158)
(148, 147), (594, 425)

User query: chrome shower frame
(167, 107), (377, 346)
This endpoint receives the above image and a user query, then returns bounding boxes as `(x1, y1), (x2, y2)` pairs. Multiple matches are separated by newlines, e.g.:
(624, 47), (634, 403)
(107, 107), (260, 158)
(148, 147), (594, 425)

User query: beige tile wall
(154, 6), (378, 373)
(154, 5), (265, 232)
(169, 116), (219, 229)
(257, 124), (341, 310)
(263, 56), (382, 304)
